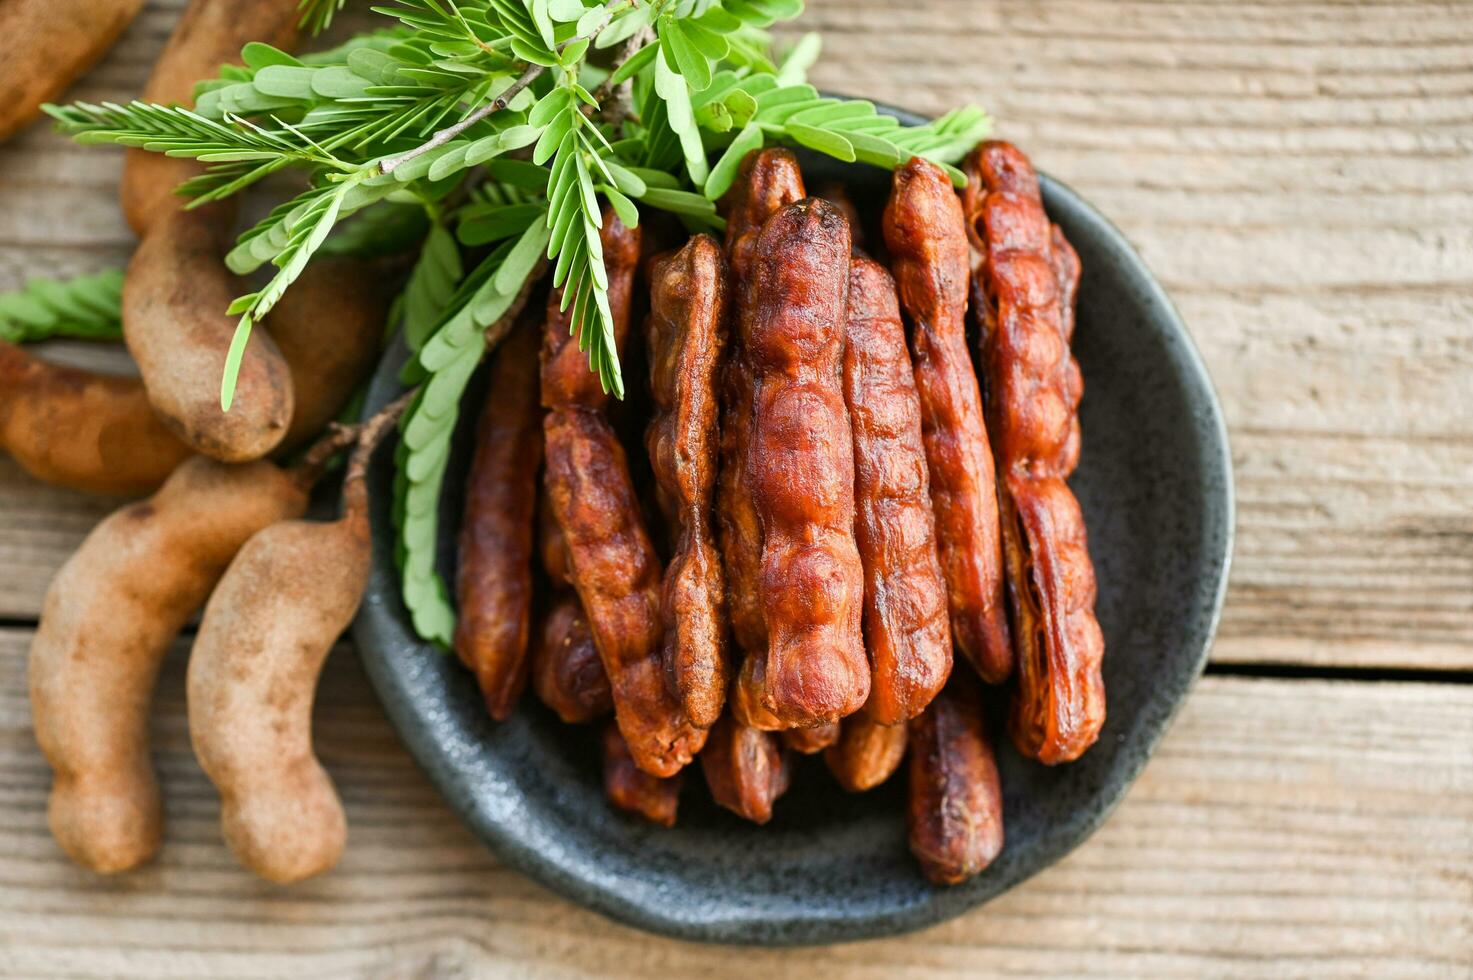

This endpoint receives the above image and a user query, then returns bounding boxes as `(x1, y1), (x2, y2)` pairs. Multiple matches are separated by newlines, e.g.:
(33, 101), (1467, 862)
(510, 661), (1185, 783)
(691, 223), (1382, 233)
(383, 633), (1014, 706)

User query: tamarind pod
(781, 722), (840, 755)
(544, 409), (706, 777)
(121, 0), (300, 234)
(531, 593), (612, 724)
(538, 481), (571, 587)
(1050, 225), (1084, 477)
(728, 653), (785, 731)
(602, 723), (682, 827)
(825, 714), (907, 793)
(0, 0), (144, 143)
(541, 213), (641, 411)
(270, 257), (391, 453)
(0, 340), (189, 496)
(744, 199), (868, 728)
(29, 456), (310, 873)
(717, 149), (806, 656)
(187, 463), (373, 884)
(818, 181), (866, 252)
(453, 319), (541, 720)
(122, 207), (294, 462)
(842, 256), (952, 726)
(699, 713), (791, 825)
(906, 676), (1004, 885)
(882, 157), (1012, 684)
(645, 235), (730, 729)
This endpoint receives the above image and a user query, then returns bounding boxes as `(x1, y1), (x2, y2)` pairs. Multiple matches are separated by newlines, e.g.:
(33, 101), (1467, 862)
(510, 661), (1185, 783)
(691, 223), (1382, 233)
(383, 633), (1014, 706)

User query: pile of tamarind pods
(456, 143), (1105, 886)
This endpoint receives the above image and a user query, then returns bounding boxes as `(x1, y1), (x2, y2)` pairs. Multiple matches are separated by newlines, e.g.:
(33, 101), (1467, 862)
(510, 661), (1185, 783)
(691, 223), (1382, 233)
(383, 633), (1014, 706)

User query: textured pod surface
(531, 594), (611, 725)
(28, 456), (308, 872)
(699, 713), (791, 825)
(0, 0), (143, 142)
(883, 157), (1011, 684)
(188, 501), (371, 884)
(906, 676), (1004, 885)
(825, 713), (908, 793)
(453, 320), (541, 720)
(842, 256), (952, 725)
(602, 723), (681, 827)
(743, 199), (868, 727)
(537, 481), (570, 587)
(0, 340), (189, 496)
(645, 234), (729, 728)
(541, 215), (641, 412)
(781, 722), (840, 755)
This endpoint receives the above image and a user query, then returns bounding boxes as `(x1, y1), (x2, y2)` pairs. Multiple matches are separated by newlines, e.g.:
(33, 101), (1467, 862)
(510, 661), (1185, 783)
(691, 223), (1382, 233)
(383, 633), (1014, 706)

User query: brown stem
(344, 388), (418, 492)
(290, 421), (362, 488)
(589, 25), (654, 129)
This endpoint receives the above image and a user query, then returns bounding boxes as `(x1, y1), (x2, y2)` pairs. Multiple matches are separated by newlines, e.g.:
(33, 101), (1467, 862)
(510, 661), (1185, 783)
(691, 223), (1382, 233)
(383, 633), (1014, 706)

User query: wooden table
(2, 1), (1470, 975)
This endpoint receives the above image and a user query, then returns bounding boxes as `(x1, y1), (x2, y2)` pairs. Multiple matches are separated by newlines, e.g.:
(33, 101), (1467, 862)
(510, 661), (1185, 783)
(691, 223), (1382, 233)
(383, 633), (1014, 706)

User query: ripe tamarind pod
(728, 653), (784, 732)
(538, 481), (571, 587)
(906, 676), (1004, 885)
(699, 713), (791, 825)
(781, 722), (840, 755)
(29, 455), (310, 873)
(531, 593), (612, 724)
(0, 0), (144, 143)
(453, 319), (541, 720)
(825, 714), (907, 793)
(645, 234), (730, 729)
(842, 255), (952, 726)
(883, 157), (1012, 684)
(818, 181), (866, 252)
(743, 199), (868, 727)
(602, 723), (682, 827)
(0, 340), (189, 495)
(122, 206), (294, 462)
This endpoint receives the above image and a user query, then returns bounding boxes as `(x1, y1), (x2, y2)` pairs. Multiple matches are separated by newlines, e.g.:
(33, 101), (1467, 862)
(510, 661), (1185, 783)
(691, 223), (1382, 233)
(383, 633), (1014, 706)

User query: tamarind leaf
(703, 120), (762, 200)
(608, 41), (659, 87)
(0, 269), (124, 343)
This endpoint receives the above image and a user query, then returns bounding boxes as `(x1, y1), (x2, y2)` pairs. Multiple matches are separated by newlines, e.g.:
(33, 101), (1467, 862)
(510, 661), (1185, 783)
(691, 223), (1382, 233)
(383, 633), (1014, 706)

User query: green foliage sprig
(0, 270), (125, 344)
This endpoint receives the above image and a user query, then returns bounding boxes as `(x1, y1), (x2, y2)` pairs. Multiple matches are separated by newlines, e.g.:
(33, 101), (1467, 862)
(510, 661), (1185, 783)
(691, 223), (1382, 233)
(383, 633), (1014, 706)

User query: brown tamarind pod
(531, 593), (612, 724)
(699, 713), (791, 825)
(728, 652), (785, 732)
(29, 455), (310, 873)
(602, 723), (682, 827)
(825, 714), (907, 793)
(537, 481), (571, 587)
(453, 318), (541, 720)
(0, 0), (144, 143)
(0, 340), (190, 496)
(906, 676), (1005, 885)
(782, 722), (840, 755)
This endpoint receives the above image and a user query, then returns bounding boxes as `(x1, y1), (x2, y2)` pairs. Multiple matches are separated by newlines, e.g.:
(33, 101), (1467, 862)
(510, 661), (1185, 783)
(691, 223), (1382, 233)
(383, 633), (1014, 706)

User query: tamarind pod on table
(602, 723), (682, 827)
(842, 255), (952, 726)
(883, 157), (1012, 685)
(0, 340), (190, 496)
(453, 318), (542, 720)
(743, 199), (868, 728)
(825, 714), (908, 793)
(645, 234), (730, 729)
(531, 593), (612, 724)
(906, 676), (1004, 885)
(29, 456), (310, 873)
(699, 713), (791, 825)
(122, 206), (294, 462)
(0, 0), (144, 143)
(781, 722), (840, 755)
(187, 452), (376, 884)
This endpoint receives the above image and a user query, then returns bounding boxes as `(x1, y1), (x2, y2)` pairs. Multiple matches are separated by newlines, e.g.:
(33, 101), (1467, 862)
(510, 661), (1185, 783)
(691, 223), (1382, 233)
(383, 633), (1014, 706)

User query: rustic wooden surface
(0, 0), (1470, 975)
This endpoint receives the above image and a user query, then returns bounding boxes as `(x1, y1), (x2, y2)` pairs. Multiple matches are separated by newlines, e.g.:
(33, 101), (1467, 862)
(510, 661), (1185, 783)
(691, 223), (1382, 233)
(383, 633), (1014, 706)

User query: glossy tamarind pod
(825, 714), (908, 793)
(699, 713), (791, 825)
(842, 255), (952, 725)
(602, 723), (682, 827)
(0, 340), (190, 495)
(743, 198), (868, 727)
(29, 456), (310, 873)
(728, 652), (785, 732)
(906, 676), (1004, 885)
(644, 234), (730, 729)
(531, 593), (612, 724)
(0, 0), (144, 143)
(882, 157), (1012, 684)
(781, 722), (840, 755)
(187, 448), (376, 883)
(453, 318), (542, 720)
(963, 140), (1105, 764)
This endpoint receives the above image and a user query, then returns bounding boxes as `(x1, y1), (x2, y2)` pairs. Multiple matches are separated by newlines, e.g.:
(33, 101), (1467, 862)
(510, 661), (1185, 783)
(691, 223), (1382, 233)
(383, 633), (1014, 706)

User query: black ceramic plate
(353, 105), (1234, 945)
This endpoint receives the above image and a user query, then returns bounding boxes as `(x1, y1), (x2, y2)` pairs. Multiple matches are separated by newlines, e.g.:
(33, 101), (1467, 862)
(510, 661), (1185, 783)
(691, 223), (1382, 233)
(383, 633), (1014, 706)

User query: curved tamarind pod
(531, 593), (612, 724)
(121, 0), (300, 234)
(0, 341), (189, 495)
(187, 456), (374, 884)
(781, 722), (840, 755)
(0, 0), (144, 143)
(843, 255), (952, 725)
(825, 714), (907, 793)
(744, 199), (868, 727)
(906, 676), (1004, 885)
(645, 234), (730, 728)
(699, 713), (791, 825)
(123, 206), (294, 462)
(883, 157), (1012, 684)
(453, 318), (541, 720)
(602, 723), (682, 827)
(29, 456), (310, 873)
(963, 141), (1105, 764)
